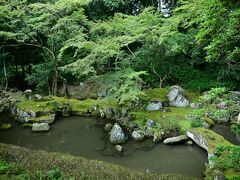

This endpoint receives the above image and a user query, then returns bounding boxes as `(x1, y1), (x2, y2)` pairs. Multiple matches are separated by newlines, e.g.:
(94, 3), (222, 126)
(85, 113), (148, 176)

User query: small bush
(47, 166), (62, 180)
(190, 119), (202, 128)
(231, 124), (240, 135)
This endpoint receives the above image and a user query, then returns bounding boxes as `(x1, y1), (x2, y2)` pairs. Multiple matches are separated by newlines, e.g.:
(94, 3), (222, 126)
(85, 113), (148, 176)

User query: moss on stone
(187, 128), (233, 153)
(0, 124), (12, 130)
(142, 88), (169, 101)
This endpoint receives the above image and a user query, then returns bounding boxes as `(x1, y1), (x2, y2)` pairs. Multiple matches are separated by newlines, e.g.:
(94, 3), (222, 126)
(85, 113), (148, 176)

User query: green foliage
(201, 87), (227, 103)
(231, 124), (240, 135)
(47, 166), (62, 180)
(190, 119), (202, 128)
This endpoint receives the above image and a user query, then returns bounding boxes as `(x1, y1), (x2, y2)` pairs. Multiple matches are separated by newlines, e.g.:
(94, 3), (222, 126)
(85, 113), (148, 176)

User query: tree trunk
(3, 59), (8, 91)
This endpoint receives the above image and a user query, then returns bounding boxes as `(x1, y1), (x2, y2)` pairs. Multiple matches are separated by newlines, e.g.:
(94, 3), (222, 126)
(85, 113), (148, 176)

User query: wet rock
(105, 108), (114, 119)
(167, 86), (189, 107)
(163, 135), (189, 144)
(32, 123), (49, 132)
(33, 94), (42, 101)
(131, 130), (145, 141)
(99, 109), (105, 118)
(185, 140), (193, 145)
(109, 124), (126, 144)
(146, 119), (155, 128)
(190, 103), (200, 109)
(42, 114), (55, 124)
(153, 132), (163, 143)
(97, 89), (107, 98)
(146, 101), (162, 111)
(115, 145), (123, 153)
(62, 107), (71, 117)
(29, 111), (36, 118)
(104, 123), (113, 132)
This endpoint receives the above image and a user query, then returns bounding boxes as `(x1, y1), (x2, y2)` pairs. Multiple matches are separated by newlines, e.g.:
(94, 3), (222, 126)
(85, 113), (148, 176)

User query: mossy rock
(186, 128), (233, 153)
(0, 124), (12, 130)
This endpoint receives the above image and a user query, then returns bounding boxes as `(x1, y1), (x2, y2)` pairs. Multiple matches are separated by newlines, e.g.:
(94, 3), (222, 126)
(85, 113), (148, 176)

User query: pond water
(212, 124), (240, 145)
(0, 116), (208, 178)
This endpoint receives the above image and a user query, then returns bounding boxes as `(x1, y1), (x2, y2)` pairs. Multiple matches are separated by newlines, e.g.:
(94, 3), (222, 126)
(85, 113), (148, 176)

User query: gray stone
(115, 145), (123, 153)
(146, 101), (162, 111)
(131, 130), (145, 141)
(190, 103), (200, 109)
(104, 123), (113, 132)
(146, 119), (156, 128)
(97, 89), (107, 98)
(167, 86), (189, 107)
(145, 128), (154, 137)
(33, 94), (42, 101)
(163, 135), (189, 144)
(109, 123), (126, 144)
(32, 123), (49, 132)
(24, 89), (32, 99)
(62, 107), (71, 117)
(153, 132), (163, 143)
(79, 82), (85, 91)
(105, 108), (114, 119)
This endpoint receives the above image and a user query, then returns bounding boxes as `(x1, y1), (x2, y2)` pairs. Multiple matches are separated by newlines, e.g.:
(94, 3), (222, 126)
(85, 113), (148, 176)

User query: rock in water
(32, 123), (49, 132)
(131, 130), (145, 141)
(163, 135), (189, 144)
(104, 123), (113, 132)
(109, 123), (126, 144)
(167, 86), (189, 107)
(115, 145), (123, 153)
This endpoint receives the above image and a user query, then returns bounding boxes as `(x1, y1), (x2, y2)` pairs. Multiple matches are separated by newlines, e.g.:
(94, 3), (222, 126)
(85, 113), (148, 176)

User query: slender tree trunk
(3, 59), (8, 91)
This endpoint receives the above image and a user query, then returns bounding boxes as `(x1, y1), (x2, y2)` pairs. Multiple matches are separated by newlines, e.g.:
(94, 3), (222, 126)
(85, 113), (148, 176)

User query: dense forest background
(0, 0), (240, 103)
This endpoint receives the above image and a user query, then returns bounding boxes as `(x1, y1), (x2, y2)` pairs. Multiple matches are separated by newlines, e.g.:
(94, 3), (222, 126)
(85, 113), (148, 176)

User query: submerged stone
(32, 123), (49, 132)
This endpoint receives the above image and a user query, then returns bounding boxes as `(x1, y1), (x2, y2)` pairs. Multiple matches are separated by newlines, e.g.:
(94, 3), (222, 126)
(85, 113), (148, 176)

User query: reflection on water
(0, 116), (208, 178)
(212, 124), (240, 145)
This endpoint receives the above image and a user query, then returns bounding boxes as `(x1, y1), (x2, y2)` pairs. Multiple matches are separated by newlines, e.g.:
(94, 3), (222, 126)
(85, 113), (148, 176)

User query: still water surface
(0, 116), (208, 178)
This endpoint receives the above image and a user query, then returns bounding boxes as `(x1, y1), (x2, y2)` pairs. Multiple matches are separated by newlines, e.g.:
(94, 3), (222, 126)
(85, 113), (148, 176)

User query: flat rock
(163, 135), (189, 144)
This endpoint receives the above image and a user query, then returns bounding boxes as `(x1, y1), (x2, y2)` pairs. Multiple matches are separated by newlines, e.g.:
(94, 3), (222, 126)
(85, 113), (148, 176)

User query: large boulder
(167, 86), (189, 107)
(32, 123), (49, 132)
(186, 128), (232, 158)
(163, 135), (189, 144)
(109, 124), (126, 144)
(131, 130), (145, 141)
(146, 101), (162, 111)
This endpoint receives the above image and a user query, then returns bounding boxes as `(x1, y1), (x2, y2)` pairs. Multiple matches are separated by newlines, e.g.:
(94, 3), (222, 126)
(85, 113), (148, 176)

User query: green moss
(16, 96), (118, 114)
(224, 169), (240, 179)
(142, 88), (169, 101)
(22, 124), (32, 128)
(184, 90), (201, 102)
(201, 117), (214, 126)
(27, 115), (51, 122)
(188, 128), (233, 153)
(178, 120), (191, 131)
(0, 124), (12, 130)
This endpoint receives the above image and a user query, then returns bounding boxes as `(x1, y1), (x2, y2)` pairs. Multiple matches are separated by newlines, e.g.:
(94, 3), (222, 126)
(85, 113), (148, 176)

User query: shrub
(47, 166), (62, 180)
(190, 119), (202, 128)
